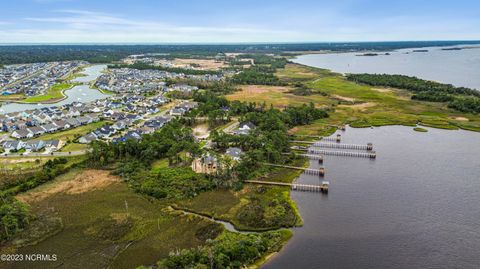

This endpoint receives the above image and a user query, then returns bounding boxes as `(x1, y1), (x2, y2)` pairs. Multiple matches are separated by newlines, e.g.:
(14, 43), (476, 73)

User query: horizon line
(1, 40), (480, 46)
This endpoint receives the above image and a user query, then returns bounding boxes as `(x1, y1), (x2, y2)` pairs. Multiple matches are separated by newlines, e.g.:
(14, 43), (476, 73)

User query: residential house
(27, 126), (46, 137)
(2, 140), (25, 151)
(225, 147), (243, 161)
(44, 140), (61, 151)
(11, 129), (33, 139)
(79, 133), (98, 144)
(191, 154), (219, 174)
(41, 123), (59, 133)
(24, 140), (45, 152)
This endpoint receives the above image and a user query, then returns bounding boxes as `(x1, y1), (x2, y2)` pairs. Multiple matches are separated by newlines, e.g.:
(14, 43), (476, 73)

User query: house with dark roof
(225, 147), (243, 161)
(11, 129), (33, 139)
(41, 123), (59, 133)
(44, 140), (61, 151)
(2, 140), (26, 151)
(24, 140), (45, 152)
(79, 133), (98, 144)
(27, 126), (45, 136)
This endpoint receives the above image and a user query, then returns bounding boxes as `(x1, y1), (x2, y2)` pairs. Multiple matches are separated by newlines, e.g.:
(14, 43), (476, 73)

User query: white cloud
(1, 9), (478, 43)
(3, 9), (314, 43)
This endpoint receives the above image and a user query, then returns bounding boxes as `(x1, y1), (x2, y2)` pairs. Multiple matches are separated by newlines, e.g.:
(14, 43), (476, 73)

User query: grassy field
(32, 121), (107, 142)
(0, 94), (26, 101)
(0, 156), (87, 192)
(22, 83), (75, 103)
(0, 157), (52, 171)
(226, 84), (330, 109)
(59, 142), (89, 152)
(225, 63), (480, 135)
(3, 169), (219, 269)
(274, 64), (480, 135)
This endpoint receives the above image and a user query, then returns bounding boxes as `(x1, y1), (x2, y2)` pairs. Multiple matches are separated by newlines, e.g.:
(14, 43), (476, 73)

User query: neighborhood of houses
(1, 61), (86, 96)
(1, 57), (254, 176)
(95, 67), (221, 94)
(0, 91), (175, 155)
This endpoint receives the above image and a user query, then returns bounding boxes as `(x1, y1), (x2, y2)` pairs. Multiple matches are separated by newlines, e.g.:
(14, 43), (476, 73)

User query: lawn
(32, 121), (107, 142)
(0, 94), (25, 101)
(22, 83), (76, 103)
(59, 142), (89, 152)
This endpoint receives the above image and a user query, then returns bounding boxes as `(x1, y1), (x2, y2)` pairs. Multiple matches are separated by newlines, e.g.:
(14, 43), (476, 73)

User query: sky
(0, 0), (479, 43)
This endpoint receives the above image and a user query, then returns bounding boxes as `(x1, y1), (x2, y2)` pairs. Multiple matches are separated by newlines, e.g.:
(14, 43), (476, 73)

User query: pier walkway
(308, 149), (377, 158)
(264, 163), (325, 176)
(245, 180), (328, 193)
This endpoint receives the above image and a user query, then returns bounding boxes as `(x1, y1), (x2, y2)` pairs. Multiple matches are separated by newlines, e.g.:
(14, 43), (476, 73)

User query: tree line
(157, 230), (290, 269)
(231, 66), (285, 86)
(0, 157), (74, 242)
(347, 73), (480, 113)
(108, 63), (220, 76)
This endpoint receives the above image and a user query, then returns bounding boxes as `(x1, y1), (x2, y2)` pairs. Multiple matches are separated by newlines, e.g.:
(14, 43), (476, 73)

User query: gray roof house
(44, 140), (61, 150)
(2, 140), (26, 151)
(41, 123), (59, 133)
(79, 133), (98, 144)
(11, 129), (33, 139)
(225, 147), (243, 161)
(24, 140), (45, 152)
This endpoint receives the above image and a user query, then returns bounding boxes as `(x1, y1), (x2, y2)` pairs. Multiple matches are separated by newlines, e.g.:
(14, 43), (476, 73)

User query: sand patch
(173, 58), (226, 70)
(372, 88), (393, 93)
(193, 124), (210, 139)
(339, 102), (376, 111)
(1, 158), (44, 164)
(17, 170), (120, 204)
(236, 85), (290, 95)
(451, 116), (469, 121)
(332, 94), (356, 102)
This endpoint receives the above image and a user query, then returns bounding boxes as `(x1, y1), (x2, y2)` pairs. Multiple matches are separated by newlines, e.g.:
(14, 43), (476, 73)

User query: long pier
(321, 134), (342, 142)
(308, 149), (377, 159)
(245, 180), (328, 193)
(264, 163), (325, 176)
(292, 135), (342, 144)
(312, 142), (373, 151)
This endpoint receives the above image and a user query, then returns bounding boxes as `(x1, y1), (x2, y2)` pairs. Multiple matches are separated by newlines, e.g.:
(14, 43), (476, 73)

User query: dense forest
(158, 231), (290, 269)
(2, 41), (478, 64)
(347, 73), (480, 113)
(231, 66), (284, 86)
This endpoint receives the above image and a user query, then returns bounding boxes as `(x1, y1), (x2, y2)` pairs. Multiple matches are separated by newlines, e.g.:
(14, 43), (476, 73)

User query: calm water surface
(263, 126), (480, 269)
(293, 46), (480, 90)
(72, 64), (107, 83)
(0, 65), (109, 114)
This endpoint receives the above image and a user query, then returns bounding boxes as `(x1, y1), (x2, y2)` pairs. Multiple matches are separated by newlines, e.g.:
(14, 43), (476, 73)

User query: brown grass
(173, 58), (226, 70)
(17, 170), (119, 204)
(338, 102), (377, 111)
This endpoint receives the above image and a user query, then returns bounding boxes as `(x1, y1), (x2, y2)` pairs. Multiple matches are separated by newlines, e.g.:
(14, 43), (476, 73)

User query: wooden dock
(312, 142), (373, 151)
(292, 134), (341, 144)
(264, 163), (325, 176)
(308, 149), (377, 158)
(321, 134), (342, 142)
(245, 180), (329, 193)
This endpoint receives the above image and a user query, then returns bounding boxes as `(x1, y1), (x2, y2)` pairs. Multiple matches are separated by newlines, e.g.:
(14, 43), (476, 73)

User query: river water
(263, 126), (480, 269)
(292, 46), (480, 90)
(0, 65), (109, 114)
